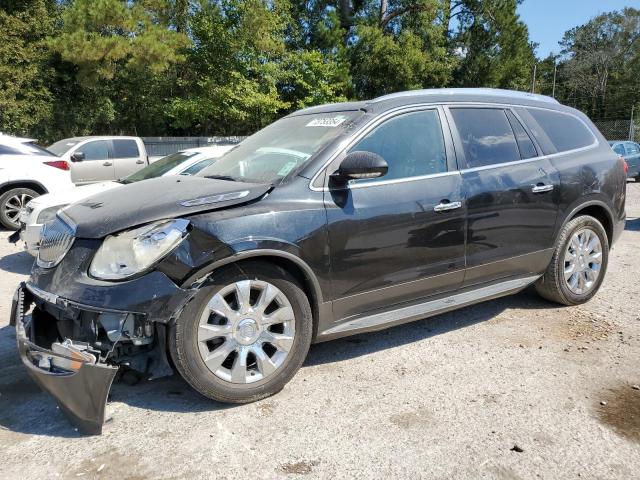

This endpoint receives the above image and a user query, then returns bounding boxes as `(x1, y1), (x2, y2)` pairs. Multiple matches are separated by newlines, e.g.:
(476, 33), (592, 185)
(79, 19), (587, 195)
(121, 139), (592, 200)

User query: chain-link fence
(592, 119), (638, 142)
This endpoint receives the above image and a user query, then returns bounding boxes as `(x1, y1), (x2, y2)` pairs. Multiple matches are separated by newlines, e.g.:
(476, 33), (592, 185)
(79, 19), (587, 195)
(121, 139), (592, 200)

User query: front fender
(178, 238), (323, 304)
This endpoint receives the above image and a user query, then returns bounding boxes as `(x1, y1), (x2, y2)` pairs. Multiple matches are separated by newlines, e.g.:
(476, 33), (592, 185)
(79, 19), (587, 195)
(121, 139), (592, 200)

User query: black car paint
(14, 89), (626, 433)
(66, 175), (271, 239)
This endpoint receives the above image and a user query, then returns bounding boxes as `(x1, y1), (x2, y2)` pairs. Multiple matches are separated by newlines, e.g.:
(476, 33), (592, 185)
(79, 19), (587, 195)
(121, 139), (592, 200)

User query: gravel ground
(1, 185), (639, 480)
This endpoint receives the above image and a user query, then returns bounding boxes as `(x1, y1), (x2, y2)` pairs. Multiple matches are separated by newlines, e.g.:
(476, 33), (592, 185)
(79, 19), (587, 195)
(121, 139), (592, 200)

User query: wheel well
(0, 181), (47, 197)
(233, 256), (320, 337)
(568, 205), (613, 245)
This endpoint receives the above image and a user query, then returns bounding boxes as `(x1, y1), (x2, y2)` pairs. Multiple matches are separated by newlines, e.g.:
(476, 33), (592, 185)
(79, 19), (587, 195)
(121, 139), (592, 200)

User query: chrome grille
(37, 215), (76, 268)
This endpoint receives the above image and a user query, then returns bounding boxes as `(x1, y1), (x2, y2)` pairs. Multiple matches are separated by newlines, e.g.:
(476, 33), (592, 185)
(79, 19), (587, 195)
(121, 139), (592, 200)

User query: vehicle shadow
(304, 286), (555, 366)
(0, 250), (33, 275)
(625, 217), (640, 231)
(0, 287), (556, 438)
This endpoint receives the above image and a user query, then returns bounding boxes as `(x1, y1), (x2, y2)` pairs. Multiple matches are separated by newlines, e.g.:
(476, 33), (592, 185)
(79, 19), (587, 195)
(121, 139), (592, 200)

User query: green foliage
(0, 0), (57, 136)
(50, 0), (190, 84)
(1, 0), (637, 140)
(452, 0), (535, 90)
(555, 7), (640, 120)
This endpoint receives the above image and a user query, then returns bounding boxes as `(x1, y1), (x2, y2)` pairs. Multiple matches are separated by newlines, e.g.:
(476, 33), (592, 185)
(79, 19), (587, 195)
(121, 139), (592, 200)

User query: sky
(517, 0), (639, 58)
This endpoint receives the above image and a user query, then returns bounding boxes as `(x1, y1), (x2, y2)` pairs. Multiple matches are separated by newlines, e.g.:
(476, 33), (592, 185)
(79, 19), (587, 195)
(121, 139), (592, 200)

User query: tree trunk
(379, 0), (388, 26)
(338, 0), (354, 46)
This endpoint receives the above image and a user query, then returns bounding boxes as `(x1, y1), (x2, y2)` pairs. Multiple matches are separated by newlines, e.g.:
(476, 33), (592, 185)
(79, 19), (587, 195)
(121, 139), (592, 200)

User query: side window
(181, 158), (216, 175)
(348, 110), (447, 182)
(77, 140), (110, 161)
(613, 144), (625, 155)
(112, 139), (140, 158)
(450, 108), (520, 168)
(625, 143), (639, 155)
(526, 108), (595, 153)
(0, 145), (22, 155)
(506, 110), (538, 159)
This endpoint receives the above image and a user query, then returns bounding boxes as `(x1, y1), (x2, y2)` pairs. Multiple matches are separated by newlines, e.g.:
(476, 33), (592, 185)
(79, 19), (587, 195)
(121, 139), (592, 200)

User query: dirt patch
(389, 409), (431, 429)
(64, 451), (151, 480)
(525, 307), (615, 345)
(256, 401), (276, 417)
(597, 384), (640, 443)
(279, 460), (317, 475)
(563, 309), (614, 342)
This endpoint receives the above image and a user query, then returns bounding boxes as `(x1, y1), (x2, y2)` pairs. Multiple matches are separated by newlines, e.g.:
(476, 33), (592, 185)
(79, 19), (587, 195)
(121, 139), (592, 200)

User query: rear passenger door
(111, 139), (146, 179)
(446, 106), (560, 287)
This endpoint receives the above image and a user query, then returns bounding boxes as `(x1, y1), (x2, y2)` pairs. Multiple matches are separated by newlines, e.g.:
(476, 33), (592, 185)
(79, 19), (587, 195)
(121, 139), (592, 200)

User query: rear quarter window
(525, 108), (595, 154)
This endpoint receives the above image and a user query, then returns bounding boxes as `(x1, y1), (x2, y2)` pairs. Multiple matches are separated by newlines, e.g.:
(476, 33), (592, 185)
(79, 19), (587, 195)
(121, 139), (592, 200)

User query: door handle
(103, 161), (113, 166)
(136, 160), (144, 164)
(531, 184), (554, 193)
(434, 201), (462, 212)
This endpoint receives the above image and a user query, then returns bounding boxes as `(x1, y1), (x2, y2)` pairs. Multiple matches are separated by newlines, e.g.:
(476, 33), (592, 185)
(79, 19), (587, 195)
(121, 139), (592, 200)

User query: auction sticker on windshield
(306, 116), (347, 127)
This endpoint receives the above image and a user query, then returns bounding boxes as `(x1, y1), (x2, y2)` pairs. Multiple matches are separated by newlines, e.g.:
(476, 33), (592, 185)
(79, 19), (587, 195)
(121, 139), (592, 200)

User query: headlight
(89, 219), (190, 280)
(36, 204), (68, 224)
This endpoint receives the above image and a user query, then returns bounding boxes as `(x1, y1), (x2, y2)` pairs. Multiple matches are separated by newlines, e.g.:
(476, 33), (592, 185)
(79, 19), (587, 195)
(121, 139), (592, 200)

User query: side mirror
(332, 151), (388, 182)
(71, 151), (85, 162)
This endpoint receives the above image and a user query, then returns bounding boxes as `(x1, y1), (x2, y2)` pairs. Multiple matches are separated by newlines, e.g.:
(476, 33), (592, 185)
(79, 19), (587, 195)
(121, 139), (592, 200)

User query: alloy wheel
(3, 193), (33, 227)
(563, 227), (603, 295)
(197, 279), (296, 384)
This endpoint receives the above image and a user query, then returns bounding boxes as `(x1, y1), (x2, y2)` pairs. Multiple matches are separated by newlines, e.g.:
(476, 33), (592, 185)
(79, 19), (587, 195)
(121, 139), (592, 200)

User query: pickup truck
(47, 136), (157, 185)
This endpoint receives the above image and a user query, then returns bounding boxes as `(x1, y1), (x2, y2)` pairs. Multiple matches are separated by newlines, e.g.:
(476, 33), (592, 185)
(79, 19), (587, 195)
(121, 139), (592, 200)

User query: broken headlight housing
(89, 219), (189, 280)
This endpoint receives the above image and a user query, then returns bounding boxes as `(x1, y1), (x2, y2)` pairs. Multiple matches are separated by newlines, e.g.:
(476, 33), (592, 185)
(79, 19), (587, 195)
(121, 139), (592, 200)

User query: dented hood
(63, 176), (270, 239)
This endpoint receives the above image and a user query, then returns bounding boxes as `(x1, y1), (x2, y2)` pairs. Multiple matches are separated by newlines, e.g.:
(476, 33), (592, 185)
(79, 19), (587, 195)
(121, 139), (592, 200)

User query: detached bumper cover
(13, 283), (118, 435)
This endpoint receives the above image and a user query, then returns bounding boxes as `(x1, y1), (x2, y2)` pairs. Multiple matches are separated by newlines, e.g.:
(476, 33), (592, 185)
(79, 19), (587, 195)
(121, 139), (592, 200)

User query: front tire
(535, 215), (609, 305)
(170, 261), (313, 403)
(0, 187), (38, 230)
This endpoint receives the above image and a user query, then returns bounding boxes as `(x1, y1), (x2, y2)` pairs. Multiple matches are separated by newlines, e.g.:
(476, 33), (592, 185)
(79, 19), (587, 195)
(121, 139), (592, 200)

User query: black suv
(12, 88), (626, 433)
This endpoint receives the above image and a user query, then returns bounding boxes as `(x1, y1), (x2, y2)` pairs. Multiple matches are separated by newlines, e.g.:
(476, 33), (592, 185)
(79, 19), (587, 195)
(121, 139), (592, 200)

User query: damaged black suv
(12, 89), (626, 433)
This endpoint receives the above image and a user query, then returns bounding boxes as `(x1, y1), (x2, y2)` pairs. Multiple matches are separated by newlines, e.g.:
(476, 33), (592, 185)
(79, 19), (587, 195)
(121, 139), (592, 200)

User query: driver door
(323, 107), (467, 321)
(70, 140), (114, 184)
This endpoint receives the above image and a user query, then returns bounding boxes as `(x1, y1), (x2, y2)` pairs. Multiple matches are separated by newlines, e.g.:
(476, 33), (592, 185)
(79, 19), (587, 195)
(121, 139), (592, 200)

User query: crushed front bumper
(12, 283), (118, 435)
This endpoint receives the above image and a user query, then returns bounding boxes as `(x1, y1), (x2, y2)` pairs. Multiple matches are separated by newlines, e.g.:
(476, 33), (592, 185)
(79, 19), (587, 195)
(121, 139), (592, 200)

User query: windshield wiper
(205, 175), (237, 182)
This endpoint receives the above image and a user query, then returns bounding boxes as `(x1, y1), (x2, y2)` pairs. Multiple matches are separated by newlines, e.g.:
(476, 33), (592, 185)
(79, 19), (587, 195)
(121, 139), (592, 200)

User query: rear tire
(535, 215), (609, 305)
(170, 261), (313, 404)
(0, 187), (38, 230)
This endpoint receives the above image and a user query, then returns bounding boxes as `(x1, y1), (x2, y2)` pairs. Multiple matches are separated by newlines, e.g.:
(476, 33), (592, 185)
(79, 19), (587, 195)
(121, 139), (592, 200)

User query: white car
(0, 135), (73, 229)
(16, 145), (234, 255)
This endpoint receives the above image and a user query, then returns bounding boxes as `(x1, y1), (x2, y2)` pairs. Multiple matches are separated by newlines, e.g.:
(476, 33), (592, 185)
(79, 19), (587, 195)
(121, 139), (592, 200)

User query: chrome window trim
(337, 170), (460, 190)
(308, 101), (600, 192)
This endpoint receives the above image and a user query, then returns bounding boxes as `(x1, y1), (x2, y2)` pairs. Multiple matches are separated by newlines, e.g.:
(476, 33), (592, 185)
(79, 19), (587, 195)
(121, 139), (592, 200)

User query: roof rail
(372, 88), (560, 105)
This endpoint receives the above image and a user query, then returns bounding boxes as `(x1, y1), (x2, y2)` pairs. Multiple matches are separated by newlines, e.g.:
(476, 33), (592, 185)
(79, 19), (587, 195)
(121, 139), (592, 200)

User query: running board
(319, 275), (540, 339)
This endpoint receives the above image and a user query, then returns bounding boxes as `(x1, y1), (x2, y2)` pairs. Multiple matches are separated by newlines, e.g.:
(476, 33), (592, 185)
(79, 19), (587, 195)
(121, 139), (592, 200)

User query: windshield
(48, 139), (81, 156)
(121, 151), (199, 183)
(197, 111), (362, 184)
